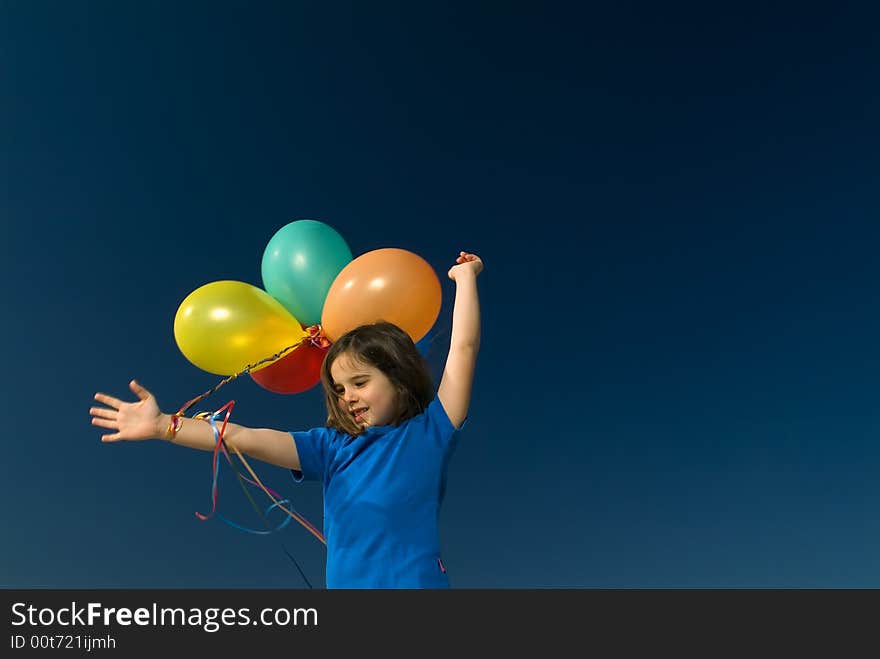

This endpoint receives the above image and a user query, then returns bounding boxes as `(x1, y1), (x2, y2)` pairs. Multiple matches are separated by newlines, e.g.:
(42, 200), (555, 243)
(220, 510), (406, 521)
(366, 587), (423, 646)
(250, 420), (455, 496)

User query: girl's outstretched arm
(91, 380), (302, 470)
(438, 251), (483, 429)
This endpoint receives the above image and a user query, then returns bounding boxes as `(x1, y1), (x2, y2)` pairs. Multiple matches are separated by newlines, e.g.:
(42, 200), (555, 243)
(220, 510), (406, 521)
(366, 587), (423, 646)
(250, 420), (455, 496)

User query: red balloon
(250, 341), (326, 394)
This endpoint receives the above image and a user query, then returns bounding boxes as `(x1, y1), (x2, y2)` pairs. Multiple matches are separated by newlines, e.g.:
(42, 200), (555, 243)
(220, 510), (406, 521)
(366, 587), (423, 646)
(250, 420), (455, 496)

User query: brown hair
(320, 321), (434, 436)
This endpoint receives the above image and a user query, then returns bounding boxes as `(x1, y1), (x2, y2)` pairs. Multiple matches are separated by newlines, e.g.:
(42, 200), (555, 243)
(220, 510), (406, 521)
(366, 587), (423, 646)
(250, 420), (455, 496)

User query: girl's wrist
(157, 413), (172, 440)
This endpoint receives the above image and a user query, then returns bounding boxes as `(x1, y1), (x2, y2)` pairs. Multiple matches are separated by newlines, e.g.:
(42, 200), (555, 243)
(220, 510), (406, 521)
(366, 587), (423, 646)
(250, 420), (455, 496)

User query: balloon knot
(305, 325), (332, 349)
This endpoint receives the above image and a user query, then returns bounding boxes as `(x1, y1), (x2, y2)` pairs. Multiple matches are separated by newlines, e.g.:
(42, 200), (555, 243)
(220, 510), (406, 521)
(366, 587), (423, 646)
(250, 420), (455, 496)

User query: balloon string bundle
(194, 403), (325, 544)
(171, 325), (329, 548)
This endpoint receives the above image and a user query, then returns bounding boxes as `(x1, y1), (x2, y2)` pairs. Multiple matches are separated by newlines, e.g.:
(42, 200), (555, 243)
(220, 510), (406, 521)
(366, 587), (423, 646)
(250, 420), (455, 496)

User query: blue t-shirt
(290, 396), (461, 589)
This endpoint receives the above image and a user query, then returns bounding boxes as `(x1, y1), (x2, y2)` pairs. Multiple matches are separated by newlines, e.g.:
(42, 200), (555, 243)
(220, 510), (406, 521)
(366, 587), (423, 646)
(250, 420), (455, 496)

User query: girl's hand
(91, 380), (165, 442)
(448, 251), (484, 281)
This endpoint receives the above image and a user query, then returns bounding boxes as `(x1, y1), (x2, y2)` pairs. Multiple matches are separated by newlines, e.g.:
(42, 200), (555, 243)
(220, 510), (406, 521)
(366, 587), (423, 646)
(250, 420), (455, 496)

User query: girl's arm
(91, 380), (301, 470)
(438, 251), (483, 429)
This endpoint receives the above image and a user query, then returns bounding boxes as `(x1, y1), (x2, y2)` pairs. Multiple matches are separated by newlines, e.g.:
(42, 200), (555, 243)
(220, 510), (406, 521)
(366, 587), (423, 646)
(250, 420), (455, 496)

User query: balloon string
(193, 401), (235, 522)
(217, 501), (294, 535)
(173, 324), (331, 418)
(228, 443), (327, 545)
(189, 400), (327, 545)
(199, 411), (318, 588)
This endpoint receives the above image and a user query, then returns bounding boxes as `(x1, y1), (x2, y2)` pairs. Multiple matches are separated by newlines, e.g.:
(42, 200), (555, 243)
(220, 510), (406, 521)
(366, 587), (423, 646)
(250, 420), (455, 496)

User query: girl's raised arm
(438, 252), (483, 429)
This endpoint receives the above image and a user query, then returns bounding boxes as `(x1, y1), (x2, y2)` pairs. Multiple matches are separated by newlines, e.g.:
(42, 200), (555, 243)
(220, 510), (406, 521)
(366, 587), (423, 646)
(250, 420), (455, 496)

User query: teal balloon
(261, 219), (353, 326)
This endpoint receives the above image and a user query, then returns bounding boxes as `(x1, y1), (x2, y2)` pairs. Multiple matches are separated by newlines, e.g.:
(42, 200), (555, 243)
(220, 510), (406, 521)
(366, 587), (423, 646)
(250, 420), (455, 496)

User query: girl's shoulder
(405, 395), (463, 436)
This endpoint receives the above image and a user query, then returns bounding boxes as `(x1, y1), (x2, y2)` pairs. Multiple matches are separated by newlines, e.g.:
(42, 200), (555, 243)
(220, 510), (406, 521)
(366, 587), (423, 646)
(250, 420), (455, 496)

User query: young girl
(90, 251), (483, 589)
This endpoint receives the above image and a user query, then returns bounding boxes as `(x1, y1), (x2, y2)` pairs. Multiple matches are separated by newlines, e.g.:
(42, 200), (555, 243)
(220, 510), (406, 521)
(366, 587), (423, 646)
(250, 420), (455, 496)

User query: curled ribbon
(305, 324), (332, 349)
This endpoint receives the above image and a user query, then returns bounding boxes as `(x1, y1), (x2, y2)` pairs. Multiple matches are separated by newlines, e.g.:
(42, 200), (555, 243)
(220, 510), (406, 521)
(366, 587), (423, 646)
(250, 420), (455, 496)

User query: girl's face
(329, 352), (399, 429)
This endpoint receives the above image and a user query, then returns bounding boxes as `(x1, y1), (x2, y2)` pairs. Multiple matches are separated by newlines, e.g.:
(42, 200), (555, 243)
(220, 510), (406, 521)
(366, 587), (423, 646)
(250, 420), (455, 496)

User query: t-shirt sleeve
(423, 395), (464, 450)
(289, 426), (334, 483)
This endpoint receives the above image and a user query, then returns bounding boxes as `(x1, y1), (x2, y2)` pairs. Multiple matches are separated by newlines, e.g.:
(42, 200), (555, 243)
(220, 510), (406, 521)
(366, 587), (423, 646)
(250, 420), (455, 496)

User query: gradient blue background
(2, 1), (879, 588)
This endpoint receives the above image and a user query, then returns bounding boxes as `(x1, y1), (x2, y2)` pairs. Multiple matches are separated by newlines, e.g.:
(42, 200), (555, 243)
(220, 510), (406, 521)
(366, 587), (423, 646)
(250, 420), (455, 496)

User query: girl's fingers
(101, 433), (122, 443)
(91, 417), (118, 430)
(90, 407), (118, 420)
(94, 392), (123, 408)
(129, 380), (151, 401)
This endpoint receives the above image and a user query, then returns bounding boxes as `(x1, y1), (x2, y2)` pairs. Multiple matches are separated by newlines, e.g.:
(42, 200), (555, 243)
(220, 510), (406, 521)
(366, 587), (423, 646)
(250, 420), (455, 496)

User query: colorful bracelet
(164, 414), (183, 441)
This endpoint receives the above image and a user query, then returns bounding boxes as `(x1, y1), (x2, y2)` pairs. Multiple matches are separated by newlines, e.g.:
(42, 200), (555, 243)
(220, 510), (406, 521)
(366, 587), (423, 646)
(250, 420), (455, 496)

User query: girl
(90, 251), (483, 588)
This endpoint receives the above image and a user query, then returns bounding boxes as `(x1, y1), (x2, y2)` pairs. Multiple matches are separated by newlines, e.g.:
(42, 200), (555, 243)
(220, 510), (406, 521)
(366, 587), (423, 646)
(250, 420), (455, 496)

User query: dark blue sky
(3, 1), (880, 588)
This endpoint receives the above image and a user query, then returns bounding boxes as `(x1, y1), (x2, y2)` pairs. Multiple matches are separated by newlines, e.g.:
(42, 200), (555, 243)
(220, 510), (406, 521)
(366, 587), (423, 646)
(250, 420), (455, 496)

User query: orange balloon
(321, 248), (441, 342)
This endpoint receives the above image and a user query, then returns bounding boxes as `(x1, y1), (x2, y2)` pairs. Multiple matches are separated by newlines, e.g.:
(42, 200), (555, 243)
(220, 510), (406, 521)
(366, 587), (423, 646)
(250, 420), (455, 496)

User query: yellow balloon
(174, 280), (306, 376)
